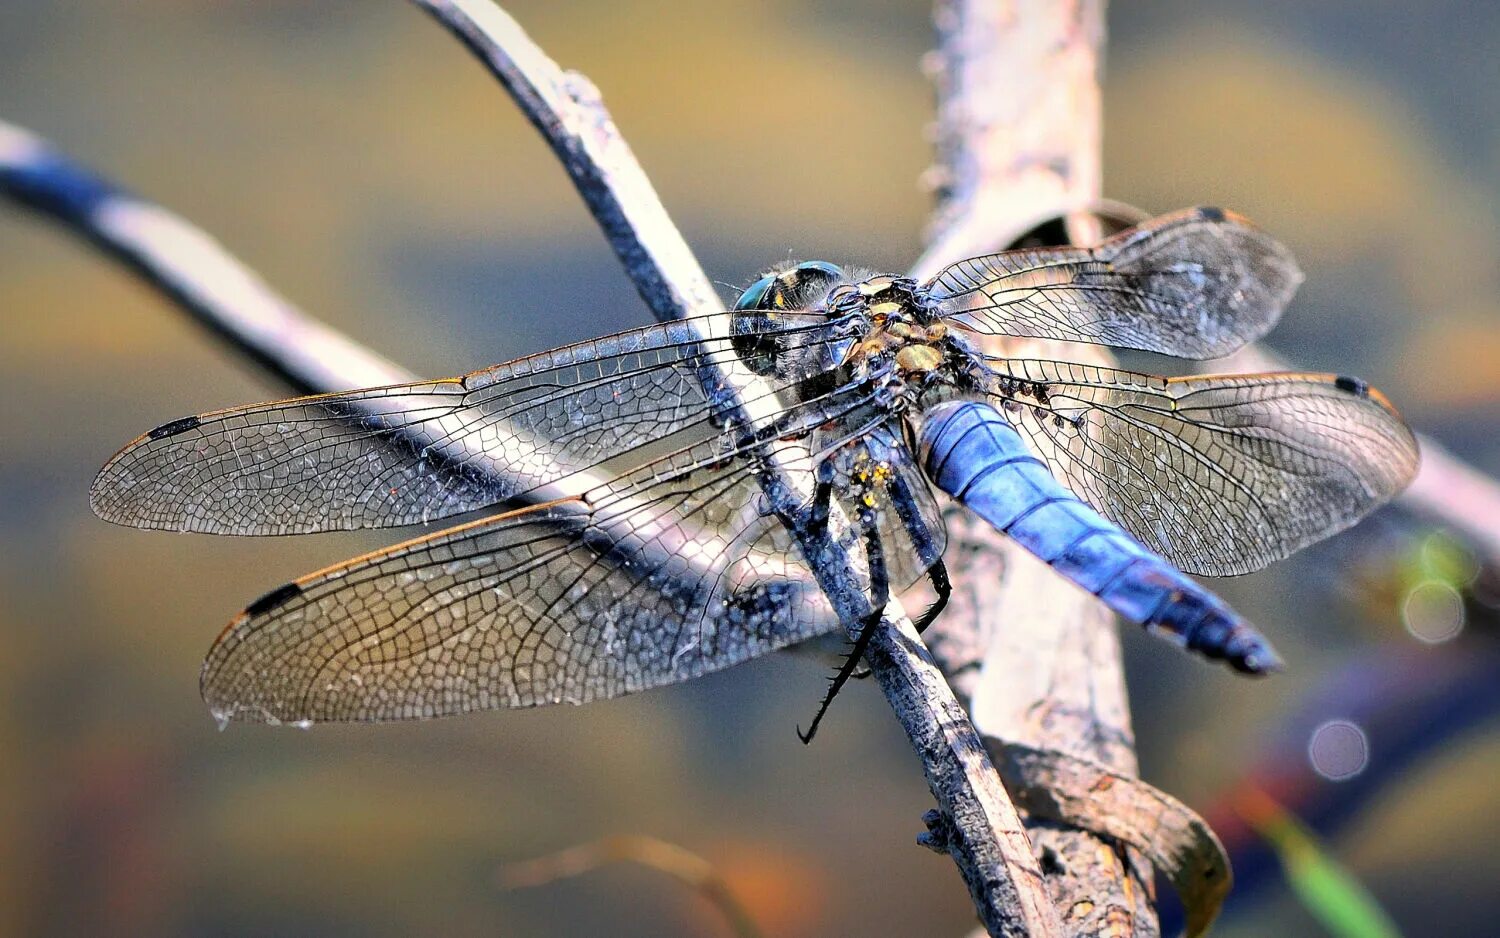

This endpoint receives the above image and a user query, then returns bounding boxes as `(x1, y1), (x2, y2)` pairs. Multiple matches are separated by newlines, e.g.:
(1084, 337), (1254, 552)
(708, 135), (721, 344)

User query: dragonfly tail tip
(1234, 643), (1285, 676)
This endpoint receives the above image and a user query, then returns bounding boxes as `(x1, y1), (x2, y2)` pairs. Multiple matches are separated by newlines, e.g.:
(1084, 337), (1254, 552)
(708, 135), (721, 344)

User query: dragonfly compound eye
(732, 273), (778, 312)
(731, 262), (848, 377)
(791, 260), (845, 286)
(732, 262), (847, 313)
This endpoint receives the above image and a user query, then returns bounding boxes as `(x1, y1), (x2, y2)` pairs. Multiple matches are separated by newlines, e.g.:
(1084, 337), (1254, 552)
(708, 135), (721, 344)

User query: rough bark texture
(916, 3), (1161, 934)
(407, 4), (1063, 932)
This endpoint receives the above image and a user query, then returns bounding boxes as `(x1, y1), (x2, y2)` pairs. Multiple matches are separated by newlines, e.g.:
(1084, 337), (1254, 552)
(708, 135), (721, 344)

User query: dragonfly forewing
(91, 315), (853, 535)
(924, 206), (1302, 359)
(200, 383), (900, 725)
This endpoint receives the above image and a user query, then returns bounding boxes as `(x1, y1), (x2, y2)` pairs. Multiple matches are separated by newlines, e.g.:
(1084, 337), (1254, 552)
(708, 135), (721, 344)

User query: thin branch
(406, 0), (720, 325)
(0, 119), (413, 395)
(919, 1), (1161, 934)
(2, 2), (1059, 932)
(913, 0), (1104, 281)
(498, 835), (763, 938)
(407, 4), (1058, 932)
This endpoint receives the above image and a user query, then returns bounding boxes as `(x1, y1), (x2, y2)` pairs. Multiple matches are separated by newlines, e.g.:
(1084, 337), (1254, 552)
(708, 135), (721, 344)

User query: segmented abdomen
(918, 400), (1281, 674)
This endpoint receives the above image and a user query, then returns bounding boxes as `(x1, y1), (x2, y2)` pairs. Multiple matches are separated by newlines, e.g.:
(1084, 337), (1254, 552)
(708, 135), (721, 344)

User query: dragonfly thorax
(826, 276), (955, 385)
(730, 262), (962, 402)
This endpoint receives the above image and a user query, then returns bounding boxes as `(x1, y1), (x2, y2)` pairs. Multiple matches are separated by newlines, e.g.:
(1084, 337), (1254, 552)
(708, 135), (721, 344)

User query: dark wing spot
(147, 415), (203, 439)
(245, 582), (303, 617)
(1334, 375), (1370, 397)
(1197, 206), (1226, 223)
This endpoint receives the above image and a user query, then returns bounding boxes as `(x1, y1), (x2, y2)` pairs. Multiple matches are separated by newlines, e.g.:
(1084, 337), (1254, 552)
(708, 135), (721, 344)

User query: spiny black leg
(911, 560), (951, 634)
(807, 462), (835, 529)
(850, 559), (948, 681)
(798, 517), (889, 745)
(797, 607), (883, 744)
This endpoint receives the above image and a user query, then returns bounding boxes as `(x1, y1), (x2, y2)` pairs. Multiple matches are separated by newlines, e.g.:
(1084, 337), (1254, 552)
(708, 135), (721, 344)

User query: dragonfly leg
(876, 455), (949, 635)
(848, 560), (947, 682)
(910, 560), (951, 634)
(850, 454), (952, 680)
(798, 516), (890, 745)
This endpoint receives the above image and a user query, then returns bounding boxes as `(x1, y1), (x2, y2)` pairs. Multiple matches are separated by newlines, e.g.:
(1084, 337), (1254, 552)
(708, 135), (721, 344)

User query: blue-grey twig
(0, 2), (1058, 933)
(0, 119), (412, 395)
(405, 3), (1058, 933)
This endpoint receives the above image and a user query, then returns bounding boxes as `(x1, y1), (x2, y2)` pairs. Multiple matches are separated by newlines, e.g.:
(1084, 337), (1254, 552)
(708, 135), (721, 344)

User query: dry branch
(2, 2), (1064, 933)
(406, 5), (1059, 932)
(918, 2), (1161, 934)
(498, 835), (762, 938)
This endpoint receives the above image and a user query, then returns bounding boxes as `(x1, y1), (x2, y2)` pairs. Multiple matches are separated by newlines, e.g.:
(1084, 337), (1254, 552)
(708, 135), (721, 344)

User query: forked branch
(918, 1), (1162, 934)
(2, 2), (1059, 933)
(407, 4), (1057, 932)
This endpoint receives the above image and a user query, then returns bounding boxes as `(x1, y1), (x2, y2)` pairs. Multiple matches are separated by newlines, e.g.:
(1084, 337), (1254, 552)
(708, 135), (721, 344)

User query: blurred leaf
(1235, 788), (1402, 938)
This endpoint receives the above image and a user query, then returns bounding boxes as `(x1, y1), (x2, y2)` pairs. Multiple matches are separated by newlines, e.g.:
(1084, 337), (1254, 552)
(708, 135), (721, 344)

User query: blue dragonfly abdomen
(918, 399), (1283, 674)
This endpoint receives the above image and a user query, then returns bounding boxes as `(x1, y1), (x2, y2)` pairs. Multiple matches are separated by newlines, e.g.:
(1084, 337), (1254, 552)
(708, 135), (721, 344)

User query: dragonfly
(90, 207), (1419, 736)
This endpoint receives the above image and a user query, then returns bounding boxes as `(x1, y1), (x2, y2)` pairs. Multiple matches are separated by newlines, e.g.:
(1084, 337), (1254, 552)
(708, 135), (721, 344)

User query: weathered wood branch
(917, 2), (1161, 934)
(406, 5), (1059, 932)
(1, 3), (1062, 932)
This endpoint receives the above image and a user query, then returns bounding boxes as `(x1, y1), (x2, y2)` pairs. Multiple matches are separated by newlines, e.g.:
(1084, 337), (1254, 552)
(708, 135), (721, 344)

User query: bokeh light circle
(1402, 579), (1466, 644)
(1307, 719), (1369, 781)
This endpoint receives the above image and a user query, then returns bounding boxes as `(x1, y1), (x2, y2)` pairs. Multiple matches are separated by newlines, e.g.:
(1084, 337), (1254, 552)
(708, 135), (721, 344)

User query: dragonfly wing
(984, 360), (1419, 575)
(92, 314), (849, 534)
(919, 399), (1280, 672)
(924, 207), (1302, 359)
(201, 387), (883, 724)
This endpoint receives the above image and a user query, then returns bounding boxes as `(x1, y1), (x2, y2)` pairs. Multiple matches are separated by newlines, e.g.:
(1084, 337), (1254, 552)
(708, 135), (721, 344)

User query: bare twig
(2, 3), (1061, 933)
(913, 0), (1104, 281)
(406, 5), (1058, 932)
(919, 2), (1161, 934)
(405, 0), (721, 325)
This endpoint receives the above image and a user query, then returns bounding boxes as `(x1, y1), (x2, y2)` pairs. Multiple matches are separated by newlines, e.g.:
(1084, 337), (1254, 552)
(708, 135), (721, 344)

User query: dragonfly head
(731, 261), (850, 377)
(732, 261), (846, 314)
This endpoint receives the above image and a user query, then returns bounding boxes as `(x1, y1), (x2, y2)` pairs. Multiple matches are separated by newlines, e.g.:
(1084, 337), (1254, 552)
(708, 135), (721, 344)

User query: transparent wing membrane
(924, 207), (1302, 359)
(986, 360), (1419, 575)
(91, 316), (851, 534)
(91, 203), (1421, 724)
(200, 387), (901, 725)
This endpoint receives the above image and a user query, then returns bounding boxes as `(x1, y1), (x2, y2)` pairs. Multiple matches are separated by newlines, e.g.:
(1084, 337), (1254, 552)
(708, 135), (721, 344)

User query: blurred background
(2, 2), (1497, 935)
